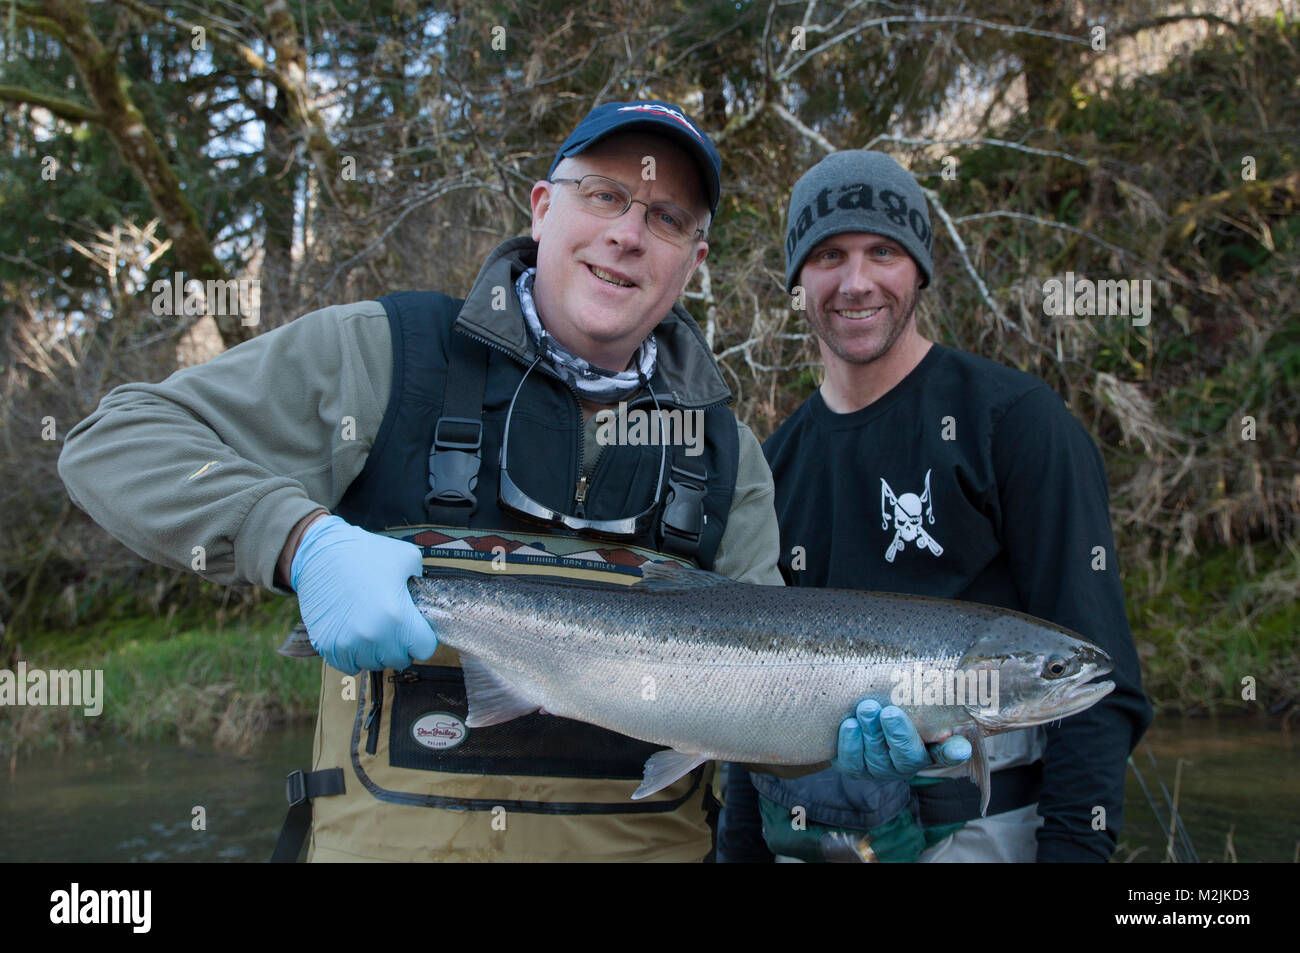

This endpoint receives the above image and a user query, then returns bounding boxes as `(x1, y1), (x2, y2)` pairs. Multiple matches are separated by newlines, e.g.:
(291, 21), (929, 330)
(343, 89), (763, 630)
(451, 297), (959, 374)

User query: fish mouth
(1059, 677), (1116, 711)
(970, 668), (1116, 732)
(1026, 672), (1116, 725)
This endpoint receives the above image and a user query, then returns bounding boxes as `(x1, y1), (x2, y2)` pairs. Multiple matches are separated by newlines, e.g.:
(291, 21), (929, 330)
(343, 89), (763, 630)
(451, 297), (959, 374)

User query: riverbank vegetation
(2, 596), (319, 757)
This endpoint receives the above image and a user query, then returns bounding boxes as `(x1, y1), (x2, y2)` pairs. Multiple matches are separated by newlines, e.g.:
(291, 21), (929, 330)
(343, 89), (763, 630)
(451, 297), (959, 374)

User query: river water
(1, 725), (314, 862)
(1, 716), (1294, 862)
(1113, 717), (1297, 863)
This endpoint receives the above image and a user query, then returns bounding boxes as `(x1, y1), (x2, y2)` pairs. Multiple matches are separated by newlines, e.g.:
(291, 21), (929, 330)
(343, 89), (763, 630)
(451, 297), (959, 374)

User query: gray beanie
(783, 150), (933, 293)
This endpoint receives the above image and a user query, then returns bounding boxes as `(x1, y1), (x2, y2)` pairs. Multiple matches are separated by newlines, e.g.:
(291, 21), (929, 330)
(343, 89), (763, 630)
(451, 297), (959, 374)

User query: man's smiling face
(798, 232), (922, 369)
(530, 132), (709, 371)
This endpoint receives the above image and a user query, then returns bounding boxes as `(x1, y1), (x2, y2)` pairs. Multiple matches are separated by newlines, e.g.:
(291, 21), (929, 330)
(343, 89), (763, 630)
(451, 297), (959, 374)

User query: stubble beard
(814, 282), (920, 368)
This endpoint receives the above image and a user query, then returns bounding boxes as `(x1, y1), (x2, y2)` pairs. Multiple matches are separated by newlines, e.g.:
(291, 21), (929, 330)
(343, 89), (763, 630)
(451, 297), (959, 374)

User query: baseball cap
(548, 101), (721, 217)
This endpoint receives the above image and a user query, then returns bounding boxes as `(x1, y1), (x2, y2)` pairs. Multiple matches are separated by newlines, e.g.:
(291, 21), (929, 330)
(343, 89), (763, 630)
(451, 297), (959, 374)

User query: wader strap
(270, 768), (346, 863)
(914, 760), (1043, 827)
(658, 446), (707, 561)
(425, 329), (490, 526)
(702, 780), (722, 863)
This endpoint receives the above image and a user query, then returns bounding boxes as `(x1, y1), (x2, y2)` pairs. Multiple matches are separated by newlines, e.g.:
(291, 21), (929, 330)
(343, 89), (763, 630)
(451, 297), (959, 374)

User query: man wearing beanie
(718, 151), (1152, 863)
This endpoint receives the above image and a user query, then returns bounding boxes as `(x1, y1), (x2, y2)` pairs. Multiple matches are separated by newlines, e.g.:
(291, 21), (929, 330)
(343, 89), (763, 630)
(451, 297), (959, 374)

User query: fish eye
(1044, 655), (1068, 678)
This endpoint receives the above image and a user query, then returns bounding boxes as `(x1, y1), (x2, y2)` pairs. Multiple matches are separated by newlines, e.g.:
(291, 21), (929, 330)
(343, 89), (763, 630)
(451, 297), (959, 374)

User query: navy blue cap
(548, 101), (721, 217)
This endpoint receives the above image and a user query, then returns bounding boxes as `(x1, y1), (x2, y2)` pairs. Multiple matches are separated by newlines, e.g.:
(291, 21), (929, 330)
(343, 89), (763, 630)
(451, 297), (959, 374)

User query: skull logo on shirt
(881, 469), (944, 563)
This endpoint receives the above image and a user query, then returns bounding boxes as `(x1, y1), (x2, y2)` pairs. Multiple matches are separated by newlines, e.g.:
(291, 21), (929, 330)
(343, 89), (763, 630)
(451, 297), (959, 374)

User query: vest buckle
(659, 461), (707, 557)
(285, 769), (307, 808)
(425, 416), (482, 512)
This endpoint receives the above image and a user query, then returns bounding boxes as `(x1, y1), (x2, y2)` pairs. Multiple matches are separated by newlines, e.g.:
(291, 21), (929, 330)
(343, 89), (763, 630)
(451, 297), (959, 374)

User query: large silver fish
(390, 563), (1115, 813)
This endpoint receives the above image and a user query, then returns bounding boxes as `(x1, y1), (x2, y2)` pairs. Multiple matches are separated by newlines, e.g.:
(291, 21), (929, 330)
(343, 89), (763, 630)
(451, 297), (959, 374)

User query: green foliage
(1162, 307), (1298, 440)
(0, 598), (319, 756)
(1125, 542), (1300, 715)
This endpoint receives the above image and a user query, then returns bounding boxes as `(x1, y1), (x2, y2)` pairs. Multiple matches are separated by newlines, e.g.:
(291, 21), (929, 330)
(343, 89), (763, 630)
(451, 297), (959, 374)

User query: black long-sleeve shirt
(725, 343), (1152, 862)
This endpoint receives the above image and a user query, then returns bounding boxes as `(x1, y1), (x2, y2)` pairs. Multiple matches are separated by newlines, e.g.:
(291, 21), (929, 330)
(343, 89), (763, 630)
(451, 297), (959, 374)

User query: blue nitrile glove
(833, 699), (972, 781)
(290, 515), (437, 675)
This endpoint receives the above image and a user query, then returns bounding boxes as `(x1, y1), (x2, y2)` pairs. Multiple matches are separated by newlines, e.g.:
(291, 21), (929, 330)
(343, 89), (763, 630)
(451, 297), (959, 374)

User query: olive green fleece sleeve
(712, 420), (785, 586)
(56, 301), (393, 595)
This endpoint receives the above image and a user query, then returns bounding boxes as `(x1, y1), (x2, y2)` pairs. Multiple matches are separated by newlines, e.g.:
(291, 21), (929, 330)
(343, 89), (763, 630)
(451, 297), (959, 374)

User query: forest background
(1, 0), (1296, 752)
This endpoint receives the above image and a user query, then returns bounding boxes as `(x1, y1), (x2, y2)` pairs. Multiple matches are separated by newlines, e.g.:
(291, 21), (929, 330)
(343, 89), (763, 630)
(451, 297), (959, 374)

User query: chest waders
(272, 290), (739, 862)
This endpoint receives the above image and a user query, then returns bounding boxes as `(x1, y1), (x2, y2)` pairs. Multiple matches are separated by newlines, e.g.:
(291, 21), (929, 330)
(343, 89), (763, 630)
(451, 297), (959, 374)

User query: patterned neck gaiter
(515, 267), (657, 403)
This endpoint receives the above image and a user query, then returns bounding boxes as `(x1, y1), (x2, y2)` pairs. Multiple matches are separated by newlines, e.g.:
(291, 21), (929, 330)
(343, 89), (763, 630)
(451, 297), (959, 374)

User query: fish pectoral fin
(632, 749), (710, 800)
(952, 722), (991, 816)
(460, 654), (540, 728)
(276, 622), (319, 659)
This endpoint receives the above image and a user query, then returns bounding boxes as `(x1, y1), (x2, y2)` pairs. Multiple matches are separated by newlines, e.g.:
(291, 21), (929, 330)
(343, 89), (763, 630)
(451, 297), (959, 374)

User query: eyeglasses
(499, 356), (667, 539)
(548, 175), (705, 246)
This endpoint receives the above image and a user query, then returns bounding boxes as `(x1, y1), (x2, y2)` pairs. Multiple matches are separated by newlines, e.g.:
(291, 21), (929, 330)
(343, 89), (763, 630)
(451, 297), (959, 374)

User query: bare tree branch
(778, 14), (1090, 81)
(865, 134), (1097, 168)
(8, 0), (68, 40)
(317, 179), (496, 300)
(953, 210), (1137, 262)
(920, 184), (1025, 340)
(770, 101), (836, 152)
(0, 83), (101, 122)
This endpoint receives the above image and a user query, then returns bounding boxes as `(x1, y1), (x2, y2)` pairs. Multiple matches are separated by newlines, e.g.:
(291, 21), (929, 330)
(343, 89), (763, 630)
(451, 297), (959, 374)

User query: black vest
(336, 291), (739, 564)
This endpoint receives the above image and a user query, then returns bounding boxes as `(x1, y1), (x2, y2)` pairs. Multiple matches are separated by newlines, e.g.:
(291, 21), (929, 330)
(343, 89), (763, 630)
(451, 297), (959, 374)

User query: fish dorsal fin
(951, 722), (991, 815)
(633, 562), (732, 592)
(632, 749), (710, 799)
(459, 654), (540, 728)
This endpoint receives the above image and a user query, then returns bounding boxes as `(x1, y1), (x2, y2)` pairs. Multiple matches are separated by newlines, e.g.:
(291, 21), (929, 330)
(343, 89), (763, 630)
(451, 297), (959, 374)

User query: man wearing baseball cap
(59, 104), (924, 862)
(718, 150), (1151, 862)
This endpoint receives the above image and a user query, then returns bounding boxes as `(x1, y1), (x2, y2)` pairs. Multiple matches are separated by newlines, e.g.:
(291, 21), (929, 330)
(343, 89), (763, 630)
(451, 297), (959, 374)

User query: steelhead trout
(398, 563), (1114, 813)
